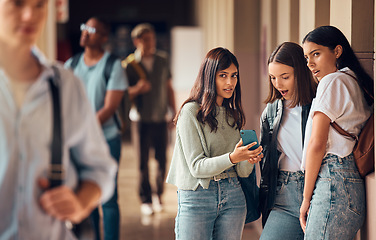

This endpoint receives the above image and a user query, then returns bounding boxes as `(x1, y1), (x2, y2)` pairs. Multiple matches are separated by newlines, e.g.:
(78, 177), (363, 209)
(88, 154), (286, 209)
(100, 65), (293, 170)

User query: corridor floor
(117, 141), (262, 240)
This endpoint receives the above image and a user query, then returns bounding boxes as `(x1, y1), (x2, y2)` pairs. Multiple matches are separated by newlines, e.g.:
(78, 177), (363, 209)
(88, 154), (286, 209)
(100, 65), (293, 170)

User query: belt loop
(225, 170), (231, 183)
(285, 172), (289, 184)
(214, 175), (220, 181)
(338, 157), (343, 164)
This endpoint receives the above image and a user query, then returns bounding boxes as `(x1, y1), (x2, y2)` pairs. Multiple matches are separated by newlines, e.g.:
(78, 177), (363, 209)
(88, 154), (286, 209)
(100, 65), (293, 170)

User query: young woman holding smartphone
(166, 47), (262, 240)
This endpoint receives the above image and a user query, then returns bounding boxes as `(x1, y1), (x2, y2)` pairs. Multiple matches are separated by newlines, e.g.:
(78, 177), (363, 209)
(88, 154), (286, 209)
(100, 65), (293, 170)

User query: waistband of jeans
(322, 153), (354, 164)
(211, 171), (238, 181)
(278, 170), (304, 181)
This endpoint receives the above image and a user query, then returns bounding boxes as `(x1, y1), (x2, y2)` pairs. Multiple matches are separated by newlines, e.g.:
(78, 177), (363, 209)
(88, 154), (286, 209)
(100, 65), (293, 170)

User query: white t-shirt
(301, 68), (372, 170)
(277, 101), (303, 171)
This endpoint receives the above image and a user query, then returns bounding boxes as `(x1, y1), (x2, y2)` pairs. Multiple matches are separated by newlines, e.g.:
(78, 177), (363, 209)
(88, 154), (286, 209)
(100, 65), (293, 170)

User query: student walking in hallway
(65, 17), (127, 240)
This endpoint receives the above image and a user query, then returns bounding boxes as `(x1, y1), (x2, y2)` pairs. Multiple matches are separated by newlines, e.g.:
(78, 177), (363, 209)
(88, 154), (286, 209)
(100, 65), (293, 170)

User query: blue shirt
(64, 52), (128, 140)
(0, 49), (117, 240)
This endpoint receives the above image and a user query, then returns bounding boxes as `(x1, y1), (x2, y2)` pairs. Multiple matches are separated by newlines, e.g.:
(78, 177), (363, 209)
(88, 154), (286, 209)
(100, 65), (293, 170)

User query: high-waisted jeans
(305, 153), (366, 240)
(175, 177), (246, 240)
(260, 171), (305, 240)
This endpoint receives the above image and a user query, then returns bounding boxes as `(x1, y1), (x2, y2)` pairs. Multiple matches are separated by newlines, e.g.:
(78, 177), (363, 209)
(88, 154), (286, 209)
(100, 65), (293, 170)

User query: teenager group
(167, 26), (373, 240)
(0, 0), (373, 239)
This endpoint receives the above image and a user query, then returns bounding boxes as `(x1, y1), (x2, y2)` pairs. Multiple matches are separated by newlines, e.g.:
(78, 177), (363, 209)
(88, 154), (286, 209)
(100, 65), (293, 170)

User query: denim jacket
(259, 99), (311, 225)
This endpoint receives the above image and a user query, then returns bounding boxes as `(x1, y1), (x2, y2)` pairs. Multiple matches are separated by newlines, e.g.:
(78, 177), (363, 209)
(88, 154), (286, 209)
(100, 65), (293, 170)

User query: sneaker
(152, 194), (163, 213)
(140, 203), (153, 215)
(140, 214), (152, 226)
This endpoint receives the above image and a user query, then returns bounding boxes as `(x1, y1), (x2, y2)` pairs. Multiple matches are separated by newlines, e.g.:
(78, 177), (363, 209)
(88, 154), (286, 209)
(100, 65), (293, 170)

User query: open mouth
(312, 70), (320, 76)
(224, 88), (233, 93)
(279, 90), (288, 96)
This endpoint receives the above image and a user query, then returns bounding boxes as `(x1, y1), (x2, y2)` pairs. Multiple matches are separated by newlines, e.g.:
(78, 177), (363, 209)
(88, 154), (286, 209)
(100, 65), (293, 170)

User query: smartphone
(240, 130), (259, 150)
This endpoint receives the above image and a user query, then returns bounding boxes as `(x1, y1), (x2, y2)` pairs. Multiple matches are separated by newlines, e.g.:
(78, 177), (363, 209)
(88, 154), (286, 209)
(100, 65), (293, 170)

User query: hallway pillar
(299, 0), (330, 42)
(259, 0), (277, 110)
(276, 0), (299, 44)
(194, 0), (234, 52)
(234, 0), (261, 131)
(36, 0), (57, 60)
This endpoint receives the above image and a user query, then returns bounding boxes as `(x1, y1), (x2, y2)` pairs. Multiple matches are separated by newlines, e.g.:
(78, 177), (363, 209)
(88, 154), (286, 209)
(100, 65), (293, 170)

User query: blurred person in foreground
(0, 0), (117, 239)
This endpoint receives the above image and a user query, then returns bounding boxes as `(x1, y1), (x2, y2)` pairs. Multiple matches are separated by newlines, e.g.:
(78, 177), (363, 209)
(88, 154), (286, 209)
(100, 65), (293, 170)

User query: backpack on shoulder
(331, 73), (374, 178)
(69, 52), (123, 131)
(331, 113), (374, 178)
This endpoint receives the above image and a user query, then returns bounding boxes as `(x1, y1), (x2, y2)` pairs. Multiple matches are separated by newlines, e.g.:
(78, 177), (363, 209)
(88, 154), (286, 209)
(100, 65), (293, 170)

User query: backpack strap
(69, 52), (83, 70)
(331, 122), (358, 141)
(103, 53), (118, 85)
(48, 66), (63, 189)
(102, 53), (123, 130)
(266, 100), (279, 131)
(331, 71), (371, 141)
(70, 52), (117, 85)
(121, 53), (147, 79)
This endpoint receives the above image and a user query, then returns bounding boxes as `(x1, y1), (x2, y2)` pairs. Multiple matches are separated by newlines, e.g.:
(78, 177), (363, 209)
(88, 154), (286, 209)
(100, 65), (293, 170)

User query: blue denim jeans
(175, 177), (246, 240)
(305, 154), (366, 240)
(91, 134), (121, 240)
(260, 171), (305, 240)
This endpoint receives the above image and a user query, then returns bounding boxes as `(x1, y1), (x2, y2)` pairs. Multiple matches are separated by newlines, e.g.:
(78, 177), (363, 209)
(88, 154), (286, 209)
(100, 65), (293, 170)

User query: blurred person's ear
(133, 38), (140, 48)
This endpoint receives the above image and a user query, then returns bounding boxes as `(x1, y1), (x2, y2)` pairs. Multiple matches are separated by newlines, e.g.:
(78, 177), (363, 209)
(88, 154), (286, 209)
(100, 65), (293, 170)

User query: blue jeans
(260, 171), (305, 240)
(91, 134), (121, 240)
(175, 177), (246, 240)
(305, 154), (366, 240)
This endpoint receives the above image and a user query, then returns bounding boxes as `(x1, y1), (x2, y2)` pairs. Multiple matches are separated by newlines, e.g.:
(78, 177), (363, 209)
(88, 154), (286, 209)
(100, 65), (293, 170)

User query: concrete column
(315, 0), (330, 27)
(299, 0), (330, 43)
(36, 0), (57, 60)
(299, 0), (315, 42)
(366, 2), (376, 240)
(259, 0), (277, 109)
(352, 0), (374, 79)
(234, 0), (261, 132)
(276, 0), (299, 44)
(330, 0), (352, 42)
(194, 0), (234, 52)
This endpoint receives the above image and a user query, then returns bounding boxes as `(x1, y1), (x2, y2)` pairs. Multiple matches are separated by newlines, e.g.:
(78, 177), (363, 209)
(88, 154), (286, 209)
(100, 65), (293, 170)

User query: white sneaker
(152, 194), (163, 213)
(140, 203), (153, 215)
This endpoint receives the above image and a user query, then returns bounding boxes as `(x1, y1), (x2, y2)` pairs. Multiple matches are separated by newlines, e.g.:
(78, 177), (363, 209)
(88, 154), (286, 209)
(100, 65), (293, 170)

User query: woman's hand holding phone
(229, 138), (263, 164)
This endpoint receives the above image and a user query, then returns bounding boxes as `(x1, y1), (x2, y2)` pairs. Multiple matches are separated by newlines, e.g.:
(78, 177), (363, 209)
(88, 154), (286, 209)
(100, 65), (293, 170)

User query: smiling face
(303, 41), (340, 81)
(0, 0), (48, 48)
(215, 63), (238, 106)
(268, 62), (295, 100)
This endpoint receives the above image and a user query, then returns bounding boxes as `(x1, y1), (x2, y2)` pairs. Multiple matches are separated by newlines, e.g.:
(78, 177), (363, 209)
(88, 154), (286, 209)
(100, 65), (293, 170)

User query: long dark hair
(303, 25), (374, 106)
(175, 47), (245, 132)
(265, 42), (317, 107)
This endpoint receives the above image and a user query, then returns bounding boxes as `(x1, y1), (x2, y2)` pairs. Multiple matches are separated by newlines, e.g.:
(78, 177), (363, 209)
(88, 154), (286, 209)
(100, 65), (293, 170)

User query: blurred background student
(65, 16), (127, 240)
(123, 23), (176, 216)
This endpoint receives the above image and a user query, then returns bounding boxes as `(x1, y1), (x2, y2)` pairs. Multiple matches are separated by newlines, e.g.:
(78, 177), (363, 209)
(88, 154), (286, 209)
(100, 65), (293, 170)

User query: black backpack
(69, 53), (122, 130)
